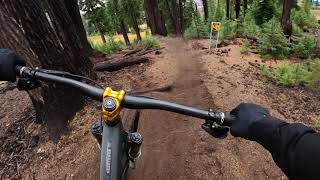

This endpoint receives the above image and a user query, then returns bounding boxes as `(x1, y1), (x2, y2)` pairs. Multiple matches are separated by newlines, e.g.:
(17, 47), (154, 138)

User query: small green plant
(258, 18), (290, 59)
(262, 60), (320, 92)
(239, 11), (261, 37)
(261, 64), (273, 79)
(220, 18), (238, 40)
(293, 35), (318, 59)
(184, 9), (208, 38)
(261, 62), (311, 87)
(291, 1), (318, 30)
(141, 37), (160, 48)
(90, 36), (124, 54)
(273, 63), (310, 86)
(292, 22), (304, 36)
(306, 60), (320, 91)
(240, 41), (250, 54)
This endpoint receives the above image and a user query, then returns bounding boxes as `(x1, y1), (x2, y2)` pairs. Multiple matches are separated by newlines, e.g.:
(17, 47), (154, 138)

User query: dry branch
(135, 47), (164, 56)
(123, 48), (144, 57)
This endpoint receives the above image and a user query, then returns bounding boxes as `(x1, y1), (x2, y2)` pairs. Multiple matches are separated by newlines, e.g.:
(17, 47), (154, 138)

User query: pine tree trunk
(243, 0), (248, 15)
(202, 0), (209, 22)
(94, 23), (107, 43)
(64, 0), (92, 56)
(144, 0), (167, 36)
(112, 0), (130, 45)
(120, 20), (131, 45)
(165, 0), (182, 36)
(0, 0), (94, 140)
(235, 0), (241, 19)
(226, 0), (230, 19)
(281, 0), (293, 37)
(179, 0), (184, 32)
(128, 0), (142, 40)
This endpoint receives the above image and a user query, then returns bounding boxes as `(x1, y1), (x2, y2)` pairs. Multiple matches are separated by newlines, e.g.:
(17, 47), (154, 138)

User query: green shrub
(261, 64), (273, 78)
(261, 60), (320, 92)
(240, 41), (250, 54)
(184, 21), (208, 38)
(261, 62), (312, 87)
(252, 0), (276, 25)
(184, 8), (208, 38)
(258, 19), (290, 59)
(307, 60), (320, 91)
(220, 19), (238, 40)
(272, 63), (310, 86)
(293, 35), (318, 59)
(140, 37), (160, 48)
(239, 13), (261, 37)
(292, 1), (318, 30)
(292, 22), (304, 36)
(90, 37), (124, 54)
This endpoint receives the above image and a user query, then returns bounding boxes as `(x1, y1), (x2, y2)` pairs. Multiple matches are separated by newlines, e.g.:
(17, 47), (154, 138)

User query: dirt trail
(3, 37), (320, 179)
(128, 38), (288, 179)
(128, 38), (226, 179)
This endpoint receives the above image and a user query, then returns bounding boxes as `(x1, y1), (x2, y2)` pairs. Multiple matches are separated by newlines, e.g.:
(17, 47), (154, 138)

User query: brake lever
(201, 121), (229, 139)
(17, 78), (41, 91)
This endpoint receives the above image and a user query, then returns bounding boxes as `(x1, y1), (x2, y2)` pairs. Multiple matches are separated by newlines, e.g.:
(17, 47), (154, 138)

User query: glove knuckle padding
(230, 103), (271, 140)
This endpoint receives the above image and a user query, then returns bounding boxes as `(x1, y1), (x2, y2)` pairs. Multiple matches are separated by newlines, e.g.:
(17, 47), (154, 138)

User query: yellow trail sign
(209, 22), (221, 50)
(211, 22), (220, 31)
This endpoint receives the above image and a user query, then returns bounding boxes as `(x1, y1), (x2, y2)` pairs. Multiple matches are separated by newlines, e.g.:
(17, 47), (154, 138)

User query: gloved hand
(0, 49), (26, 82)
(230, 103), (271, 140)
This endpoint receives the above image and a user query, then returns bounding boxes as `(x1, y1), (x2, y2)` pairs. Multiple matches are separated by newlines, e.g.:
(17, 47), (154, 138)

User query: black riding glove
(230, 103), (285, 144)
(0, 49), (26, 82)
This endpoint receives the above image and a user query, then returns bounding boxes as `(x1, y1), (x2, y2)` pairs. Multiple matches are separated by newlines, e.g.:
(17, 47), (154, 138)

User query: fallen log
(123, 48), (144, 57)
(124, 47), (163, 57)
(135, 47), (164, 56)
(94, 56), (149, 72)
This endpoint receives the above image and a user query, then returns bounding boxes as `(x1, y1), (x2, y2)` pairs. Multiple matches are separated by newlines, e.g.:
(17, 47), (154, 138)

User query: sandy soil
(1, 37), (320, 180)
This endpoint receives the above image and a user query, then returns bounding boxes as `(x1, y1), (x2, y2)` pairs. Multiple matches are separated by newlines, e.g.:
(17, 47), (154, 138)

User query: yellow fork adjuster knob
(102, 87), (125, 122)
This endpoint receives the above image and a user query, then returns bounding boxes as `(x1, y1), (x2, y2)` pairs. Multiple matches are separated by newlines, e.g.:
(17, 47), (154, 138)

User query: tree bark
(144, 0), (167, 36)
(95, 23), (107, 43)
(165, 0), (182, 36)
(226, 0), (230, 19)
(0, 0), (94, 140)
(243, 0), (248, 15)
(120, 20), (131, 45)
(235, 0), (241, 19)
(100, 31), (107, 43)
(112, 0), (130, 45)
(64, 0), (92, 56)
(281, 0), (294, 37)
(128, 0), (142, 41)
(202, 0), (209, 22)
(179, 0), (184, 32)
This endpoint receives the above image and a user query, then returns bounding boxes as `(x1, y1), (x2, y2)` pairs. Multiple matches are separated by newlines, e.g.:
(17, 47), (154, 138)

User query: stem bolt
(103, 98), (117, 112)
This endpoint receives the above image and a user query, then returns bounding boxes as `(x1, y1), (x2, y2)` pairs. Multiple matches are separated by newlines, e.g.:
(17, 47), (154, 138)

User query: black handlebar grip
(223, 112), (237, 126)
(14, 65), (23, 75)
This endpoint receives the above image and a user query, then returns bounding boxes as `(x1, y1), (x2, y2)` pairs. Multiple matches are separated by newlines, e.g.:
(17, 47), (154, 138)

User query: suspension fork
(127, 132), (143, 169)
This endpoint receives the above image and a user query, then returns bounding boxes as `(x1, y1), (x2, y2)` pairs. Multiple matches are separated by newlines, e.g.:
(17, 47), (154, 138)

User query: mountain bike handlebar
(15, 66), (236, 126)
